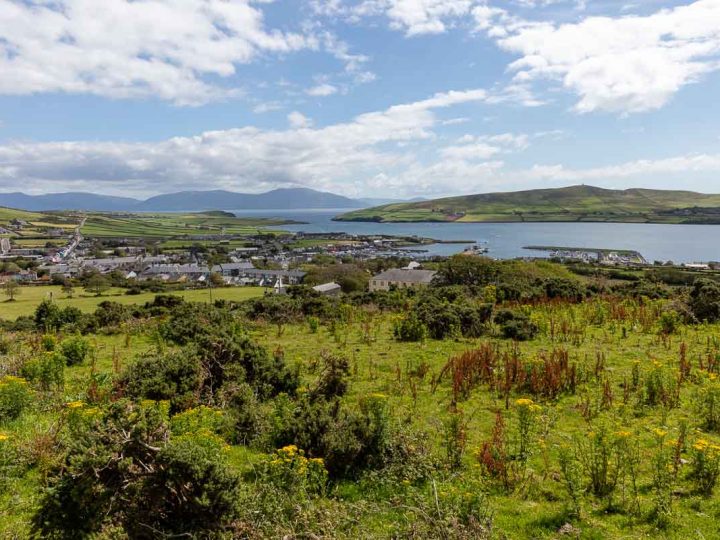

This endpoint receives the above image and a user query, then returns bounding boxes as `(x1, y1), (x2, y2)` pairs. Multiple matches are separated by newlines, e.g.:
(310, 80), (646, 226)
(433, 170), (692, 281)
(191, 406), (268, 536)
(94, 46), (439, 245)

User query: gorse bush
(122, 326), (298, 412)
(33, 400), (242, 539)
(33, 300), (82, 332)
(0, 376), (32, 422)
(495, 310), (539, 341)
(58, 335), (90, 367)
(21, 352), (64, 392)
(393, 312), (428, 342)
(689, 278), (720, 322)
(121, 349), (202, 412)
(260, 445), (328, 497)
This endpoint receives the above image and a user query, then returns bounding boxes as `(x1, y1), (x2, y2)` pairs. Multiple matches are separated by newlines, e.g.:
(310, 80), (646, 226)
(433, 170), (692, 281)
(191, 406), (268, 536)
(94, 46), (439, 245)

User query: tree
(85, 274), (110, 297)
(61, 279), (75, 298)
(2, 279), (20, 302)
(209, 271), (225, 287)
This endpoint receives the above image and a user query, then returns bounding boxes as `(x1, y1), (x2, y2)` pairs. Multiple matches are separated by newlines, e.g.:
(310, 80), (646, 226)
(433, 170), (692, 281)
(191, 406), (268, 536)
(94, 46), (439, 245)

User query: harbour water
(232, 208), (720, 263)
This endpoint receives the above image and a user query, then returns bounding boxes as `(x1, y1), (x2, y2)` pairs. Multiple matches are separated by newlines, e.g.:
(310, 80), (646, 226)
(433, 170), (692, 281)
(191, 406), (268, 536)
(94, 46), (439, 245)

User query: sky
(0, 0), (719, 199)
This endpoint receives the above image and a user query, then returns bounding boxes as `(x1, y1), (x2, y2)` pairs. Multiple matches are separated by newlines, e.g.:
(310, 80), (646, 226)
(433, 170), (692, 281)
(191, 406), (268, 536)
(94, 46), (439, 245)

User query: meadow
(0, 285), (265, 320)
(80, 212), (290, 238)
(2, 259), (720, 538)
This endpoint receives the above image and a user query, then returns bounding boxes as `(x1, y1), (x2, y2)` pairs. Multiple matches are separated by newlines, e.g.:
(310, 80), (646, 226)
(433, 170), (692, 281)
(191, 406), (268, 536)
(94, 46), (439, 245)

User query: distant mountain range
(336, 185), (720, 224)
(0, 188), (419, 212)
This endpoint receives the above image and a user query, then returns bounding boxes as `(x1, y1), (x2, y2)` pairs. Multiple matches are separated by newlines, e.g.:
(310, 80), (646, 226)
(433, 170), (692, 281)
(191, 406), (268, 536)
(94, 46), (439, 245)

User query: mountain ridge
(0, 188), (367, 212)
(334, 185), (720, 224)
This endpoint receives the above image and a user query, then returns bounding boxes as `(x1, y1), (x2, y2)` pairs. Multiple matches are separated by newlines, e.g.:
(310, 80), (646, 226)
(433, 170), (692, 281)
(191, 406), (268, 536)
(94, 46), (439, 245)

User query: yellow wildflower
(653, 428), (667, 438)
(66, 400), (85, 409)
(0, 433), (9, 442)
(515, 398), (534, 407)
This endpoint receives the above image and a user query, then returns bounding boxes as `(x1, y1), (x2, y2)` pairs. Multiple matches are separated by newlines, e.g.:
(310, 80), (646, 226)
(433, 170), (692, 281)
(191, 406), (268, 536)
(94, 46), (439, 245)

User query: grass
(6, 293), (720, 537)
(0, 285), (266, 319)
(337, 185), (720, 224)
(81, 212), (290, 238)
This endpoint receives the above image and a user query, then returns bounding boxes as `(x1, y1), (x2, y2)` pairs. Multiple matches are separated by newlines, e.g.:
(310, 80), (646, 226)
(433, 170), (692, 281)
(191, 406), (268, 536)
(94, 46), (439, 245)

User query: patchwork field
(0, 285), (266, 320)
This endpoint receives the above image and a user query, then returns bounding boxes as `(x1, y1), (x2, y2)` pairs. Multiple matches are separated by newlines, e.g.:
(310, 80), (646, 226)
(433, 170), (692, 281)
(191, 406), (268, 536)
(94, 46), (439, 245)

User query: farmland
(336, 185), (720, 224)
(0, 285), (265, 320)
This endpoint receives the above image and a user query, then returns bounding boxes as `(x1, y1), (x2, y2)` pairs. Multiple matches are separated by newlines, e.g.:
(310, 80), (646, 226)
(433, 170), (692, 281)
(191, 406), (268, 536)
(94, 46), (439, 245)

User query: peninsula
(335, 185), (720, 224)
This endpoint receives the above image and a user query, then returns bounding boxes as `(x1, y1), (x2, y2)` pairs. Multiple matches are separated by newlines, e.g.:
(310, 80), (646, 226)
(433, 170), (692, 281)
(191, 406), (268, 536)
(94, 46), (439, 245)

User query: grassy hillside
(80, 211), (292, 238)
(336, 185), (720, 223)
(0, 207), (81, 236)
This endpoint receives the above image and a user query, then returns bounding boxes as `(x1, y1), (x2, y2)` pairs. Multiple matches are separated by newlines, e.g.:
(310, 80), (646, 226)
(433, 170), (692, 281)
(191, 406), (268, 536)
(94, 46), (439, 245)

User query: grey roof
(371, 269), (436, 284)
(212, 262), (255, 271)
(241, 268), (306, 278)
(143, 264), (209, 275)
(82, 257), (139, 267)
(312, 282), (342, 293)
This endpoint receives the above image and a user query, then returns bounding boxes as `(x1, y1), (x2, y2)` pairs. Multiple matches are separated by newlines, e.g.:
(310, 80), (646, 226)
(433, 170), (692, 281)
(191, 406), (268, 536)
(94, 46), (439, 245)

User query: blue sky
(0, 0), (719, 199)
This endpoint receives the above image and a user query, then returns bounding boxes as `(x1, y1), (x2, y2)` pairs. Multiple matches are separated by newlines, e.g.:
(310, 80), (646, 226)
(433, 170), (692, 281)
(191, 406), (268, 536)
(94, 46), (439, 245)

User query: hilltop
(335, 185), (720, 224)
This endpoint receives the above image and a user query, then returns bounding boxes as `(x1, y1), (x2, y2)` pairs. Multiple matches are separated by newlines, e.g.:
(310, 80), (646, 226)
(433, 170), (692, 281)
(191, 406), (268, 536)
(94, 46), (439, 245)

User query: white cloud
(307, 83), (339, 96)
(475, 0), (720, 113)
(253, 102), (285, 114)
(524, 153), (720, 182)
(287, 111), (314, 128)
(0, 0), (325, 104)
(0, 88), (495, 197)
(440, 132), (529, 160)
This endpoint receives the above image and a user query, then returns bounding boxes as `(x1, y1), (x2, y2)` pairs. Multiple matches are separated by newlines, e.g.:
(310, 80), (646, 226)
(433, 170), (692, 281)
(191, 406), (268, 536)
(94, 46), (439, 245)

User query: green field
(80, 211), (290, 238)
(0, 207), (81, 237)
(5, 257), (720, 538)
(4, 293), (720, 537)
(337, 185), (720, 224)
(0, 285), (265, 320)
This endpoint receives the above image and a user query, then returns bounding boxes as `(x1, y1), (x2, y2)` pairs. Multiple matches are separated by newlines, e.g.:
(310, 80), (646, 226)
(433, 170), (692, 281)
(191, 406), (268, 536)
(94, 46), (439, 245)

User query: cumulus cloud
(306, 83), (339, 96)
(475, 0), (720, 113)
(0, 88), (497, 197)
(0, 0), (366, 104)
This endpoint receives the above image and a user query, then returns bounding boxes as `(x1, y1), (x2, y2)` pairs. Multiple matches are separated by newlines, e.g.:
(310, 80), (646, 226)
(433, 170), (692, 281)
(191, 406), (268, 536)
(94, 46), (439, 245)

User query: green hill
(337, 185), (720, 224)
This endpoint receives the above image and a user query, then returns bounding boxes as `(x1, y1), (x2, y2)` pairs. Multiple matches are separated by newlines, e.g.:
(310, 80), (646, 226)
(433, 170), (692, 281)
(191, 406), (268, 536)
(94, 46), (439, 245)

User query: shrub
(658, 310), (682, 335)
(260, 445), (328, 496)
(543, 277), (586, 301)
(21, 352), (65, 392)
(695, 378), (720, 432)
(33, 301), (82, 332)
(120, 349), (202, 412)
(160, 302), (236, 345)
(170, 406), (231, 439)
(0, 376), (32, 422)
(393, 312), (428, 342)
(689, 278), (720, 322)
(93, 301), (131, 328)
(59, 335), (90, 366)
(33, 400), (242, 538)
(193, 327), (299, 401)
(270, 393), (393, 479)
(689, 438), (720, 496)
(495, 310), (538, 341)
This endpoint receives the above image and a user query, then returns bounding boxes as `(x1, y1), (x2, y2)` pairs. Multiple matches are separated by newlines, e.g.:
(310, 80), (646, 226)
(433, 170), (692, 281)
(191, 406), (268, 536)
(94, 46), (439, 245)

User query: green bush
(59, 335), (90, 366)
(690, 278), (720, 322)
(495, 310), (539, 341)
(21, 352), (65, 391)
(120, 349), (202, 412)
(393, 312), (428, 342)
(0, 376), (32, 422)
(32, 400), (242, 538)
